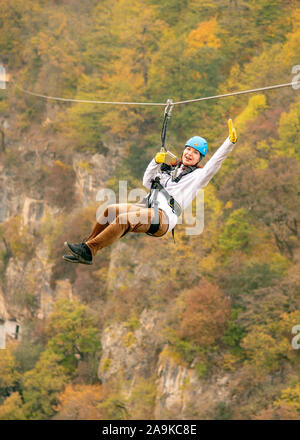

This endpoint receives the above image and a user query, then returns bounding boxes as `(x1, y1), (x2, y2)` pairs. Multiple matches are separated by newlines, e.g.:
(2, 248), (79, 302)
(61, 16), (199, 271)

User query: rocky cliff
(97, 307), (234, 419)
(0, 122), (119, 322)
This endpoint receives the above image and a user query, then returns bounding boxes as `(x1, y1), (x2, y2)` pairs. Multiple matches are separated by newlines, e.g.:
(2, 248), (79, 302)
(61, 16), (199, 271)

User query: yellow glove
(155, 151), (167, 164)
(228, 119), (237, 143)
(155, 150), (178, 165)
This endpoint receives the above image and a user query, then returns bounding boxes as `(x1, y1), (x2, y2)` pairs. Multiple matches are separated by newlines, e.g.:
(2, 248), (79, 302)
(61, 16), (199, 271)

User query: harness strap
(145, 176), (181, 238)
(160, 163), (197, 183)
(146, 188), (160, 235)
(172, 165), (197, 182)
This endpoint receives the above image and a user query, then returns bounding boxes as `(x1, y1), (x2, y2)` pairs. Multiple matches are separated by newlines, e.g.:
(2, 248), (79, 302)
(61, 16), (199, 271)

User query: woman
(63, 119), (237, 264)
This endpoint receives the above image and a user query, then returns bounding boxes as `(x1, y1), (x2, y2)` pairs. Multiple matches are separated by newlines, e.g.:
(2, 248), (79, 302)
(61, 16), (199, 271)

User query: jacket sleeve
(194, 137), (236, 189)
(142, 158), (161, 189)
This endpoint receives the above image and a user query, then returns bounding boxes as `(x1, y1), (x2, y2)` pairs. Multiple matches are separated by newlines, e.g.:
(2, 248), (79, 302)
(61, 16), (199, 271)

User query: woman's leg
(85, 206), (169, 256)
(85, 203), (141, 241)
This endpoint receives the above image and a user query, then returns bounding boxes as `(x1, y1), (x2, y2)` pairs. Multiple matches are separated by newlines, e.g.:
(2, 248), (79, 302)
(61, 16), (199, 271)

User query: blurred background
(0, 0), (299, 420)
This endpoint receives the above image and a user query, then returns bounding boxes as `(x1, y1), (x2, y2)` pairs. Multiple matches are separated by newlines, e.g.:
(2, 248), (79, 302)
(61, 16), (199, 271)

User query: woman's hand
(155, 150), (178, 165)
(155, 151), (167, 164)
(228, 119), (237, 143)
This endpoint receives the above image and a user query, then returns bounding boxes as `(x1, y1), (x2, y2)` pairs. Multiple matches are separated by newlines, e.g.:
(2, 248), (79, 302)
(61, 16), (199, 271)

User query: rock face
(155, 349), (231, 419)
(22, 197), (44, 234)
(73, 154), (107, 206)
(0, 168), (22, 222)
(0, 180), (8, 223)
(72, 150), (120, 206)
(4, 251), (53, 320)
(106, 240), (142, 293)
(0, 286), (8, 320)
(0, 136), (119, 322)
(98, 308), (233, 419)
(98, 309), (164, 383)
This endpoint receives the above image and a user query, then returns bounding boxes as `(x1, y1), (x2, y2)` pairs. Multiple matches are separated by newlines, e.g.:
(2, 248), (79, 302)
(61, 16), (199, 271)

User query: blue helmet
(185, 136), (208, 157)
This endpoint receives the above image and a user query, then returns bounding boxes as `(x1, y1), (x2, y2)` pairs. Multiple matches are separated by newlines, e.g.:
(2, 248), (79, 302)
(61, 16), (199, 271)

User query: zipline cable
(13, 82), (164, 106)
(13, 80), (300, 107)
(174, 81), (300, 105)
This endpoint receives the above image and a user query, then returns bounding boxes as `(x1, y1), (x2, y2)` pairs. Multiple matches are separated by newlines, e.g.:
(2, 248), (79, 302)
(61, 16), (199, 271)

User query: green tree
(274, 96), (300, 160)
(217, 0), (293, 67)
(219, 208), (255, 253)
(223, 309), (246, 353)
(0, 342), (20, 402)
(241, 316), (294, 374)
(219, 261), (283, 307)
(0, 0), (41, 67)
(274, 383), (300, 416)
(219, 157), (300, 258)
(0, 392), (26, 420)
(127, 376), (157, 420)
(22, 350), (69, 420)
(46, 297), (101, 375)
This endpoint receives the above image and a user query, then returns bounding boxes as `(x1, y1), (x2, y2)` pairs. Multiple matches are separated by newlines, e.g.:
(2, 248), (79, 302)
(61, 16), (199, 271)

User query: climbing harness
(148, 177), (182, 216)
(145, 175), (182, 233)
(145, 161), (199, 238)
(167, 164), (198, 183)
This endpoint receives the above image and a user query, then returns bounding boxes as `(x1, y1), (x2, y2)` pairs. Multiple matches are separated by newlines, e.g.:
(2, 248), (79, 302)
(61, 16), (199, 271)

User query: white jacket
(142, 136), (235, 233)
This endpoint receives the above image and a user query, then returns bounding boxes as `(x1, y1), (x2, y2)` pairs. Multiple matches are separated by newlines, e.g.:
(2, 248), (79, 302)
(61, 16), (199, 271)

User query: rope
(14, 83), (165, 106)
(161, 99), (174, 150)
(13, 80), (300, 107)
(174, 81), (300, 105)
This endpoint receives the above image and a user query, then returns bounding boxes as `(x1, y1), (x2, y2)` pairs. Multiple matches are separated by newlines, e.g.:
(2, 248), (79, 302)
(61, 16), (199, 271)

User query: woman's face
(182, 146), (201, 166)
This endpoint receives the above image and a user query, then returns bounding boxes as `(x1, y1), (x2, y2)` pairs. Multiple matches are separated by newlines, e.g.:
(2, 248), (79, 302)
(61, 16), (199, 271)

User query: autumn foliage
(179, 281), (231, 346)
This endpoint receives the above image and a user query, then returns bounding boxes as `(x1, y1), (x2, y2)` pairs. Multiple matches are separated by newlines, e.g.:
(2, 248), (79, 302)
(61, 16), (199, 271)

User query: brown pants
(85, 203), (169, 257)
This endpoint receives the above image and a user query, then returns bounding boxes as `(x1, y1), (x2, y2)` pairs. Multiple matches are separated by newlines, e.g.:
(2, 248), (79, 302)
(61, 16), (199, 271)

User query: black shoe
(63, 254), (93, 265)
(64, 242), (93, 265)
